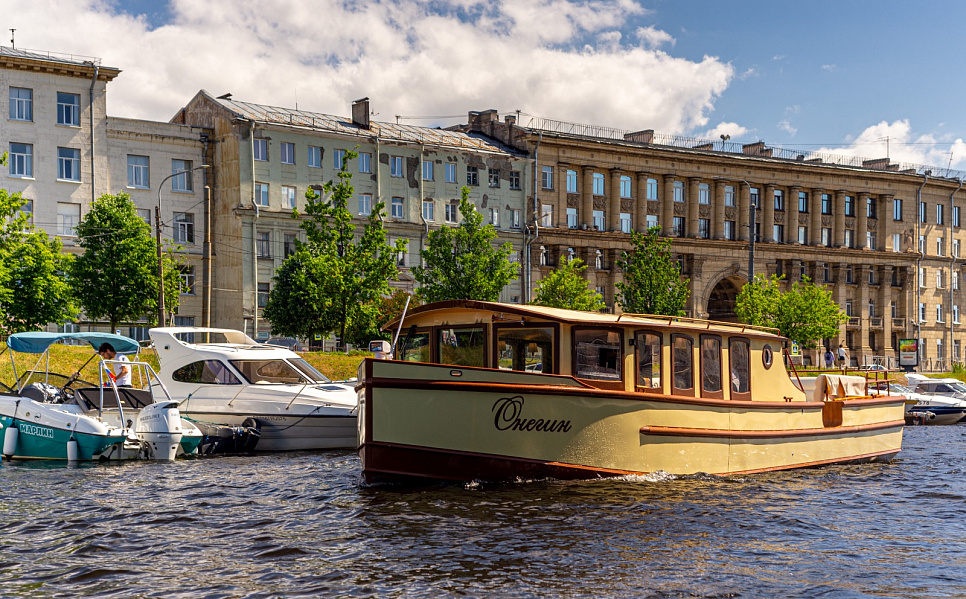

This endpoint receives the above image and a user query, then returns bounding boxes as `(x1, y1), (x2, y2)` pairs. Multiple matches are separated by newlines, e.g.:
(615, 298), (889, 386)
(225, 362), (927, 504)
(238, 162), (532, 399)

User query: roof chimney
(352, 97), (370, 129)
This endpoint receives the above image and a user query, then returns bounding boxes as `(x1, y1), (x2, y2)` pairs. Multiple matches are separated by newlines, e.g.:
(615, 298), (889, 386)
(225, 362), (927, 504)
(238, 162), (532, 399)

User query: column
(857, 193), (870, 249)
(879, 194), (893, 248)
(810, 188), (824, 245)
(662, 174), (676, 237)
(763, 184), (776, 243)
(636, 172), (649, 232)
(687, 178), (701, 238)
(556, 163), (570, 229)
(834, 190), (847, 247)
(833, 263), (847, 346)
(859, 266), (872, 361)
(713, 180), (727, 240)
(738, 182), (750, 242)
(608, 169), (622, 232)
(789, 186), (802, 244)
(880, 265), (894, 355)
(581, 165), (594, 230)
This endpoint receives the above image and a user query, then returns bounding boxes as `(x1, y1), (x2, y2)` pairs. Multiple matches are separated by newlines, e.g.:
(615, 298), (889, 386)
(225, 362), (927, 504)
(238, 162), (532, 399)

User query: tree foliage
(734, 274), (847, 348)
(532, 256), (605, 312)
(264, 150), (406, 347)
(616, 227), (690, 316)
(412, 187), (519, 302)
(72, 192), (172, 331)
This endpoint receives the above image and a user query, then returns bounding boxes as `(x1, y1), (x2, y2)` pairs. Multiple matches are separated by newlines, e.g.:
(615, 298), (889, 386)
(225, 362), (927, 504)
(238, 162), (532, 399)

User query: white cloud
(702, 122), (748, 141)
(816, 119), (966, 172)
(777, 119), (797, 136)
(772, 54), (785, 61)
(821, 64), (837, 72)
(635, 25), (675, 49)
(738, 67), (758, 80)
(8, 0), (731, 134)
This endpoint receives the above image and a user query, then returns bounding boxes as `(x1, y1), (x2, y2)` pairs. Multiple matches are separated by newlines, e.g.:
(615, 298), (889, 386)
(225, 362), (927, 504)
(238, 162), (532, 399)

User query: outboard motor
(134, 401), (184, 461)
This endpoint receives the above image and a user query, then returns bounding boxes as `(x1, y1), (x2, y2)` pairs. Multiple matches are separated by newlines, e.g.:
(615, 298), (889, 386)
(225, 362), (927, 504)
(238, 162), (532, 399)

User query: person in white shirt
(98, 342), (132, 387)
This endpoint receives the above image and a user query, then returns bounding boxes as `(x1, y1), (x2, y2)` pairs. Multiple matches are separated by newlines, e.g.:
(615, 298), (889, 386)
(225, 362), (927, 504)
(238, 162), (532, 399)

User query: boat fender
(67, 437), (79, 462)
(2, 426), (18, 459)
(242, 417), (260, 432)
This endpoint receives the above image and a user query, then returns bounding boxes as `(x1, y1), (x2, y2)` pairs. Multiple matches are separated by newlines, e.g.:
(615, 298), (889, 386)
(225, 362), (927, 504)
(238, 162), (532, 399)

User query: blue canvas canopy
(7, 332), (141, 355)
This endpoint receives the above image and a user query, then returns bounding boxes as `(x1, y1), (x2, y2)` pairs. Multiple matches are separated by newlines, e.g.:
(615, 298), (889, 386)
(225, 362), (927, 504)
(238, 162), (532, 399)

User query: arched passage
(706, 276), (747, 322)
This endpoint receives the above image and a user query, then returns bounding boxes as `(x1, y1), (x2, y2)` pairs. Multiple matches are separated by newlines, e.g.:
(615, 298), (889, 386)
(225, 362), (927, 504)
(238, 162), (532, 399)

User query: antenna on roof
(216, 92), (232, 100)
(9, 29), (15, 49)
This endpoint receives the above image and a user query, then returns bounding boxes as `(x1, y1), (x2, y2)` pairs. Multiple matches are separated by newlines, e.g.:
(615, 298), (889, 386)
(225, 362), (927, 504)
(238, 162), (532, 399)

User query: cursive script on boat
(492, 396), (572, 433)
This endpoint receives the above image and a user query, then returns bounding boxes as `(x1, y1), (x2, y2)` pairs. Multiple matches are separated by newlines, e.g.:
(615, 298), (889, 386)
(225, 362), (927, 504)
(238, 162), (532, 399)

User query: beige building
(173, 92), (530, 339)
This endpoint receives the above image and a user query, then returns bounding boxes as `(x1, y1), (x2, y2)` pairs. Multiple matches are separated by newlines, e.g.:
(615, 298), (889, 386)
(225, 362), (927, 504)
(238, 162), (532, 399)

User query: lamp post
(156, 164), (210, 326)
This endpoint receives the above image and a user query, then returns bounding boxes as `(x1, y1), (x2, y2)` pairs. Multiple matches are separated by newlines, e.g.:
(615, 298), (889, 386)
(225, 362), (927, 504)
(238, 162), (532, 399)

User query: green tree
(0, 152), (76, 333)
(532, 256), (605, 312)
(734, 274), (846, 348)
(264, 150), (406, 347)
(412, 187), (519, 302)
(72, 192), (173, 331)
(616, 227), (690, 315)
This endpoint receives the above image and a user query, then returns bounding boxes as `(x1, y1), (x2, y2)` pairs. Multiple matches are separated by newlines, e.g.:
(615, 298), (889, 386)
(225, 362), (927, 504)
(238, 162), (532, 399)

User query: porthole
(762, 344), (774, 370)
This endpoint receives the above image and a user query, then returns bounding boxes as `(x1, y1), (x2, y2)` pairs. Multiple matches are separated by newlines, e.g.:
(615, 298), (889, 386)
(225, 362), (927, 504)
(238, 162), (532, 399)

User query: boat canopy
(7, 332), (141, 355)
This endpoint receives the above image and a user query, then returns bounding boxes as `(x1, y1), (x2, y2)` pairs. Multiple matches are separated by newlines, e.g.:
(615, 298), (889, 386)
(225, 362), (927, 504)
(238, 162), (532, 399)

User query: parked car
(263, 337), (302, 352)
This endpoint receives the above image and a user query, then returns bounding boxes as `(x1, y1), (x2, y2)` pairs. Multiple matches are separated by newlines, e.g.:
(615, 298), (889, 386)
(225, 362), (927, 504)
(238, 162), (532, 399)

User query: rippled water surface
(2, 425), (965, 598)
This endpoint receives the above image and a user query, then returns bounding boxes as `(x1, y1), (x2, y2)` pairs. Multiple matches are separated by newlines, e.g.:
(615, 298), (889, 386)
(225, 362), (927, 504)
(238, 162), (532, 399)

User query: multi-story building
(464, 110), (966, 369)
(173, 92), (529, 338)
(1, 46), (210, 337)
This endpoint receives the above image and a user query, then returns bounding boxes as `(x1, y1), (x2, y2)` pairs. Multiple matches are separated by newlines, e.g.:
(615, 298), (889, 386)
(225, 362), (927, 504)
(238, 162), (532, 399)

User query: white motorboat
(901, 374), (966, 425)
(0, 332), (202, 461)
(149, 327), (359, 451)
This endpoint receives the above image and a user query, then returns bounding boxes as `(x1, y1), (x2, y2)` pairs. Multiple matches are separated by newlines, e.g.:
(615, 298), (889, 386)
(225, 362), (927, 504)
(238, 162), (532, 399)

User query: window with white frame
(423, 161), (434, 181)
(919, 235), (926, 254)
(422, 199), (434, 221)
(390, 156), (403, 177)
(725, 185), (735, 207)
(868, 300), (875, 317)
(57, 148), (80, 181)
(822, 263), (830, 282)
(567, 207), (578, 229)
(541, 204), (553, 227)
(171, 159), (194, 192)
(180, 267), (196, 295)
(845, 300), (853, 317)
(955, 239), (961, 258)
(9, 143), (32, 177)
(673, 180), (685, 202)
(894, 198), (902, 221)
(255, 183), (269, 206)
(137, 208), (151, 226)
(699, 183), (710, 205)
(57, 202), (80, 237)
(174, 212), (195, 244)
(843, 229), (853, 248)
(938, 236), (945, 256)
(620, 212), (632, 233)
(566, 170), (578, 193)
(956, 340), (962, 362)
(284, 233), (297, 258)
(282, 185), (296, 209)
(509, 171), (521, 190)
(358, 193), (372, 215)
(955, 305), (961, 324)
(867, 232), (876, 250)
(774, 224), (784, 244)
(256, 231), (271, 257)
(127, 155), (150, 188)
(891, 301), (897, 318)
(938, 304), (945, 323)
(16, 198), (31, 224)
(488, 168), (499, 188)
(956, 206), (961, 227)
(620, 176), (632, 198)
(798, 226), (808, 244)
(541, 166), (554, 190)
(844, 195), (854, 216)
(938, 204), (945, 225)
(254, 138), (268, 161)
(280, 143), (295, 165)
(846, 265), (854, 284)
(646, 178), (659, 200)
(359, 152), (372, 173)
(724, 220), (735, 240)
(673, 216), (685, 237)
(773, 189), (784, 211)
(938, 270), (945, 289)
(257, 283), (270, 308)
(445, 202), (458, 223)
(955, 272), (961, 291)
(920, 202), (927, 223)
(8, 87), (32, 121)
(466, 166), (479, 186)
(798, 191), (808, 213)
(307, 146), (321, 168)
(919, 267), (925, 287)
(821, 193), (831, 214)
(510, 209), (521, 228)
(867, 196), (876, 218)
(445, 163), (457, 183)
(592, 173), (605, 195)
(334, 149), (347, 170)
(592, 209), (604, 230)
(699, 219), (711, 239)
(646, 214), (659, 230)
(391, 197), (404, 219)
(489, 207), (500, 227)
(892, 233), (902, 252)
(57, 92), (80, 126)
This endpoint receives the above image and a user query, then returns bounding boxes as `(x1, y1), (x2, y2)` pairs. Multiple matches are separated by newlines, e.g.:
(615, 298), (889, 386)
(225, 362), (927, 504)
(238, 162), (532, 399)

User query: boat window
(230, 360), (310, 384)
(672, 334), (694, 394)
(762, 344), (774, 369)
(172, 360), (241, 385)
(574, 329), (622, 381)
(729, 338), (751, 397)
(398, 330), (431, 362)
(701, 335), (722, 398)
(635, 331), (661, 389)
(497, 327), (554, 373)
(289, 357), (332, 383)
(437, 327), (486, 367)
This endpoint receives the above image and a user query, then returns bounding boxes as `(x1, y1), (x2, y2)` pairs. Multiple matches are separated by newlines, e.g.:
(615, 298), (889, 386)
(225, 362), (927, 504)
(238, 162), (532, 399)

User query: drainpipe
(251, 120), (260, 338)
(917, 172), (929, 365)
(741, 179), (755, 281)
(525, 132), (542, 304)
(950, 179), (962, 366)
(87, 62), (99, 203)
(418, 144), (427, 268)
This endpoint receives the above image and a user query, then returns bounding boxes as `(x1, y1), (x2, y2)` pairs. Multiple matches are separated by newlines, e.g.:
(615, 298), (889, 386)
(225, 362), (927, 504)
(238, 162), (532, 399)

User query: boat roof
(7, 332), (140, 355)
(905, 374), (962, 385)
(387, 300), (783, 338)
(148, 327), (302, 363)
(149, 327), (258, 346)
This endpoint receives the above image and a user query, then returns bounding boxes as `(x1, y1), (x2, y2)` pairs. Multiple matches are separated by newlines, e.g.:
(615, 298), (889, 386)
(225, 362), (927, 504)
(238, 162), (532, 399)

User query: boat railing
(616, 312), (780, 335)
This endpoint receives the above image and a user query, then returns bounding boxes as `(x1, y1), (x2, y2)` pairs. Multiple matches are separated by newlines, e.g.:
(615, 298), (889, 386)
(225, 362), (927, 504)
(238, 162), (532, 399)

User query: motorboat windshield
(229, 358), (330, 385)
(289, 358), (332, 383)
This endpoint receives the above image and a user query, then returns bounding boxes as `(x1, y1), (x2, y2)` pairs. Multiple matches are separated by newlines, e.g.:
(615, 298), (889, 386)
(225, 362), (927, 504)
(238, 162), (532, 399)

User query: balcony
(870, 317), (883, 328)
(891, 317), (906, 329)
(846, 317), (860, 329)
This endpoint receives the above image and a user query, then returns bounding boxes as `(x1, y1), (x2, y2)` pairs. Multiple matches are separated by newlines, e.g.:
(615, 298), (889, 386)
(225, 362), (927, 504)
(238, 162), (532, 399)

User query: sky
(7, 0), (966, 172)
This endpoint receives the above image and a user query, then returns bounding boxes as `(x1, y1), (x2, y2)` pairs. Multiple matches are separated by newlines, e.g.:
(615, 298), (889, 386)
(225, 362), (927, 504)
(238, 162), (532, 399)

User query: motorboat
(357, 300), (906, 484)
(149, 327), (358, 451)
(900, 374), (966, 425)
(0, 332), (202, 461)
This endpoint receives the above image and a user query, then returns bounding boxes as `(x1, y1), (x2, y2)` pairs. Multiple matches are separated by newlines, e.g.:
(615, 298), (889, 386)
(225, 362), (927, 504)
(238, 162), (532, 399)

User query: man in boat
(98, 342), (132, 388)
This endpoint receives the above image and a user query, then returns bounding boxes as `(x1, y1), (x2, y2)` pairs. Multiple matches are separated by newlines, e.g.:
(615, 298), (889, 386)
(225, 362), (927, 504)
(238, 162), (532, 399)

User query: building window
(391, 197), (404, 219)
(843, 229), (854, 248)
(894, 198), (903, 221)
(798, 226), (807, 244)
(567, 207), (578, 229)
(955, 305), (961, 324)
(919, 303), (926, 322)
(466, 166), (479, 186)
(673, 216), (685, 237)
(541, 204), (553, 227)
(174, 213), (195, 244)
(171, 159), (194, 192)
(334, 149), (347, 170)
(254, 138), (268, 161)
(566, 169), (578, 193)
(180, 267), (196, 295)
(423, 161), (434, 181)
(621, 176), (632, 198)
(844, 300), (853, 317)
(445, 163), (457, 183)
(284, 233), (297, 258)
(8, 87), (32, 121)
(359, 152), (372, 173)
(750, 187), (760, 209)
(57, 92), (80, 126)
(488, 168), (500, 188)
(390, 156), (403, 178)
(844, 195), (855, 217)
(798, 191), (808, 213)
(19, 199), (32, 223)
(698, 183), (710, 205)
(724, 220), (735, 240)
(256, 231), (271, 257)
(821, 193), (832, 215)
(397, 245), (406, 267)
(445, 202), (458, 223)
(592, 209), (604, 230)
(867, 232), (876, 250)
(920, 202), (927, 223)
(938, 304), (945, 323)
(938, 269), (945, 289)
(592, 173), (605, 196)
(489, 208), (500, 227)
(938, 204), (945, 225)
(892, 233), (902, 252)
(595, 250), (604, 270)
(646, 178), (659, 200)
(509, 171), (521, 190)
(137, 208), (150, 225)
(646, 214), (659, 230)
(8, 143), (32, 177)
(699, 219), (711, 239)
(541, 166), (554, 190)
(919, 235), (926, 254)
(956, 272), (961, 291)
(57, 202), (80, 237)
(422, 199), (435, 222)
(620, 212), (632, 233)
(510, 209), (521, 228)
(673, 181), (685, 202)
(358, 193), (372, 215)
(938, 237), (945, 256)
(955, 206), (962, 228)
(282, 185), (296, 209)
(822, 263), (830, 282)
(869, 269), (877, 285)
(867, 196), (876, 218)
(956, 339), (962, 361)
(255, 183), (269, 206)
(773, 224), (784, 244)
(280, 143), (295, 165)
(307, 146), (321, 168)
(257, 283), (270, 308)
(955, 239), (961, 258)
(57, 148), (81, 181)
(846, 265), (854, 284)
(919, 267), (926, 287)
(773, 189), (784, 211)
(126, 155), (150, 189)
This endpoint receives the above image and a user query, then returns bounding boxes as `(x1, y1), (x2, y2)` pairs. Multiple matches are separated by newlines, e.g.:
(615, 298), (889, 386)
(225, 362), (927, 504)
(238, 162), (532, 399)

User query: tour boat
(357, 300), (906, 483)
(0, 332), (202, 461)
(149, 327), (358, 451)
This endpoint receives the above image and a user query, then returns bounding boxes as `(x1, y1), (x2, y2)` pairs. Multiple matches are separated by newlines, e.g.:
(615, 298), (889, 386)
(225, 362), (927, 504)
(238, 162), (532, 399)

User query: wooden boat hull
(358, 360), (905, 483)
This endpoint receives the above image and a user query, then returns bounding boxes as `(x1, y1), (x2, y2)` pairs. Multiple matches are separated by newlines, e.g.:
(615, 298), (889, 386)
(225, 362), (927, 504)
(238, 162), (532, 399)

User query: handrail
(616, 312), (780, 335)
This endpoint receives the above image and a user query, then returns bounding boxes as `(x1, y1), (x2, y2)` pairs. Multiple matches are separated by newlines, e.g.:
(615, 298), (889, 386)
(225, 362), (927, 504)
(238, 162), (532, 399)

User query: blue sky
(10, 0), (966, 170)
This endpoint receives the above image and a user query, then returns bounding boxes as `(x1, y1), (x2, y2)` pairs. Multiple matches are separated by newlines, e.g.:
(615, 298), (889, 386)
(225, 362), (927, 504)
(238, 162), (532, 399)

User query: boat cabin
(390, 301), (805, 402)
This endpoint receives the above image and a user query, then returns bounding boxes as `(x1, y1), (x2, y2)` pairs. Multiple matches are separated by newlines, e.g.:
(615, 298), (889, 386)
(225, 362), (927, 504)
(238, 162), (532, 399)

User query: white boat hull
(181, 410), (357, 450)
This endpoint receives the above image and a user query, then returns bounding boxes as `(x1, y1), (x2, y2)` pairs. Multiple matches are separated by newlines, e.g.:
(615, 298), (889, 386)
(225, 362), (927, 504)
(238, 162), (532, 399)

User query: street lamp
(156, 164), (210, 326)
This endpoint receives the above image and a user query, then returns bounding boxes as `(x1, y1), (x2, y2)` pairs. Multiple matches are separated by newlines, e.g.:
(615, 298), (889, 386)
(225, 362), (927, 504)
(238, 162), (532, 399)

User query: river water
(1, 424), (964, 598)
